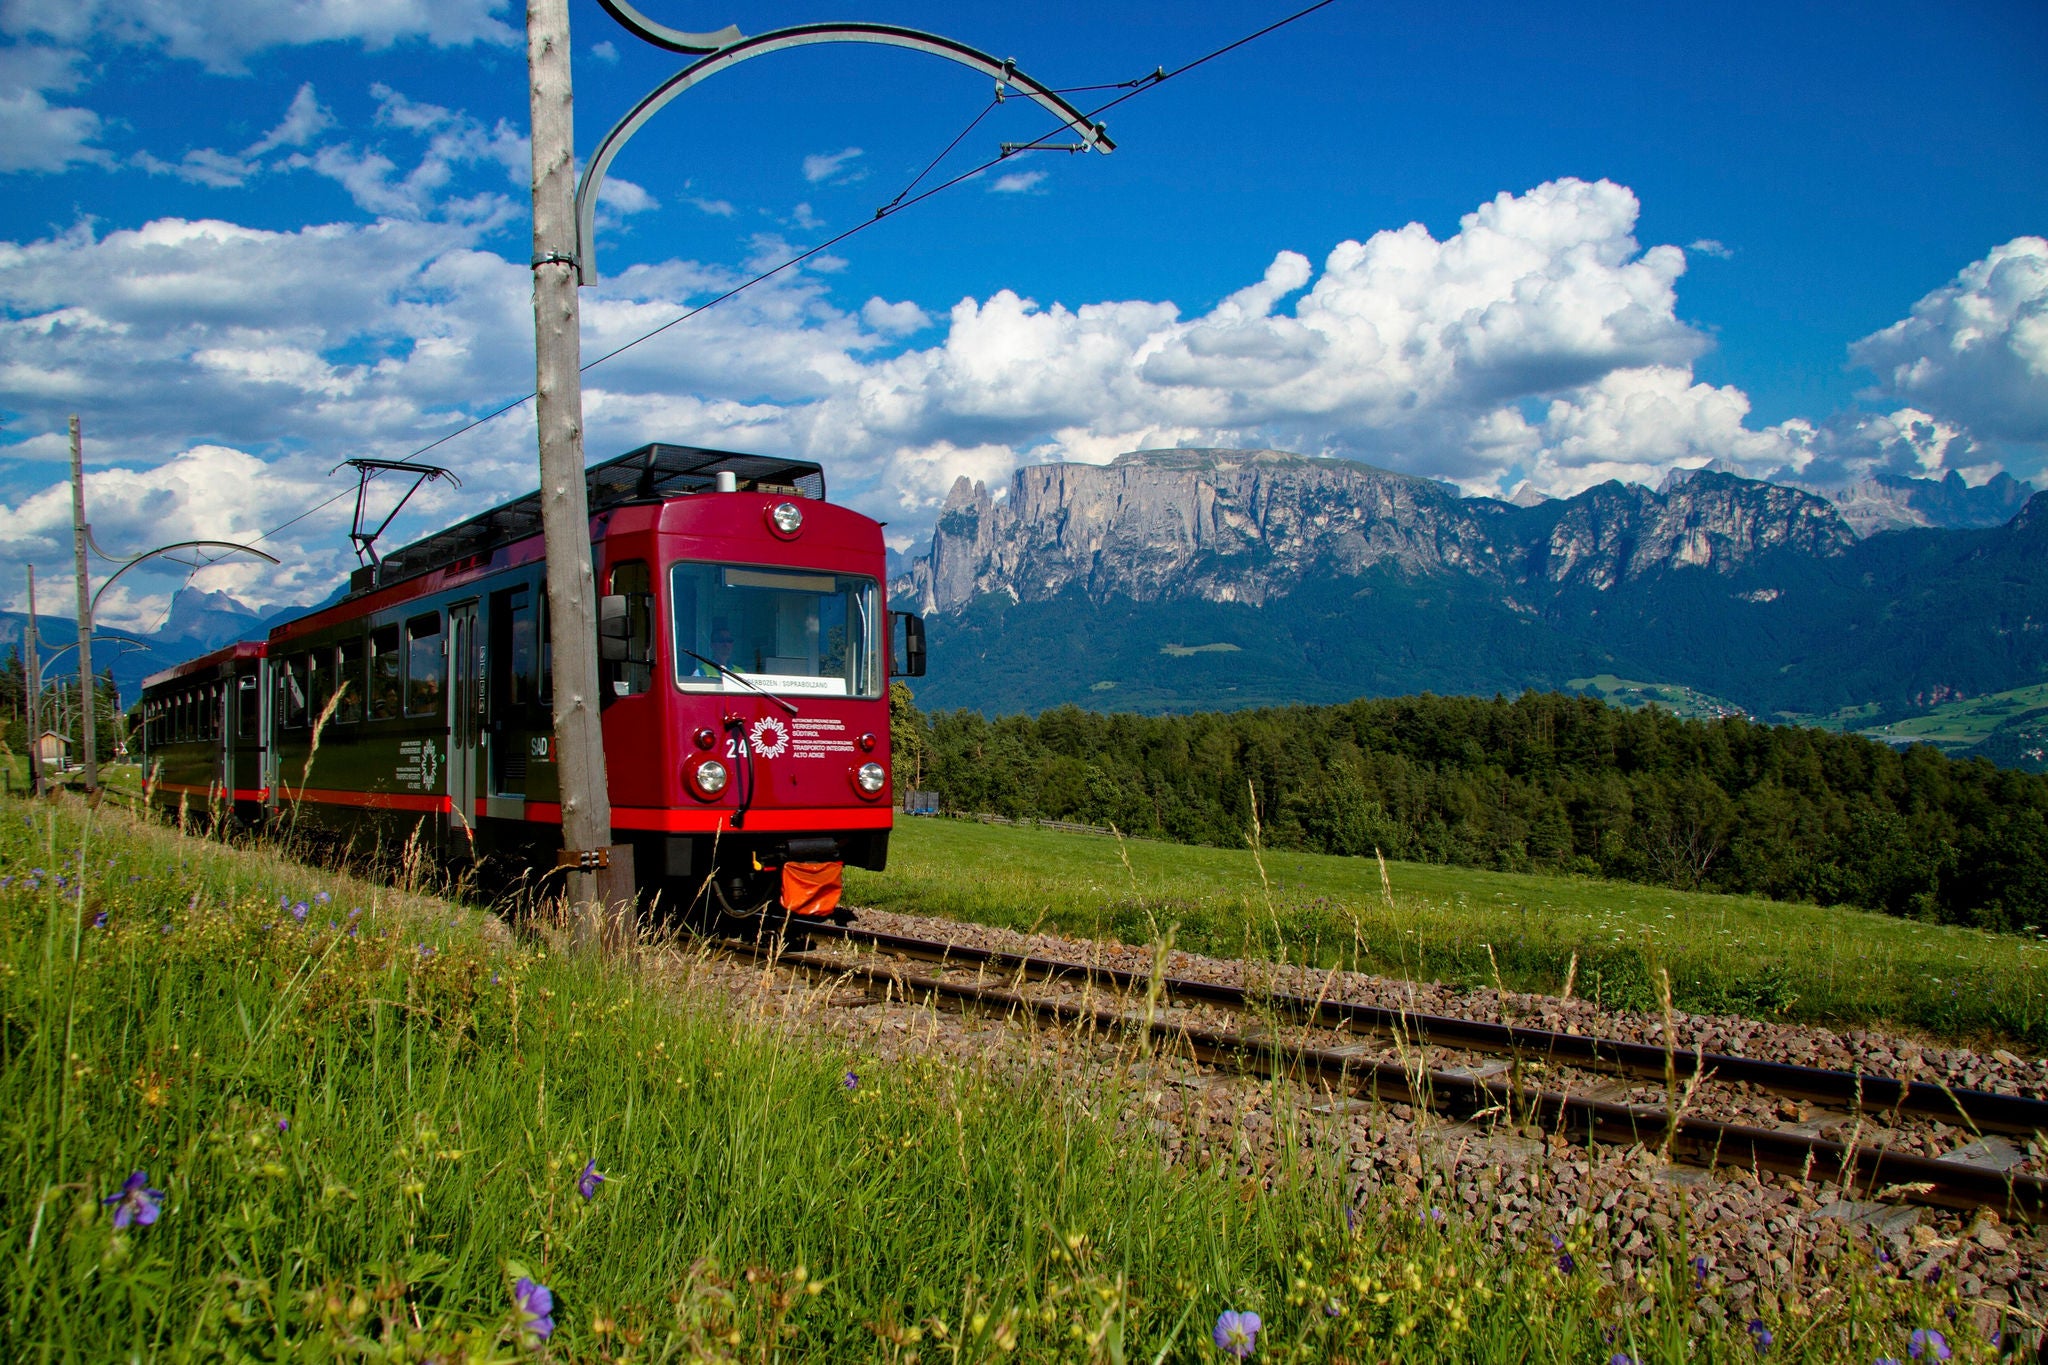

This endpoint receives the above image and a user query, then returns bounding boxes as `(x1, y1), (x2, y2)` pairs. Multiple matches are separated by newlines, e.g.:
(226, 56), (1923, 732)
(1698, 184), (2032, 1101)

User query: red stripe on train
(153, 782), (269, 803)
(500, 801), (892, 833)
(288, 787), (453, 814)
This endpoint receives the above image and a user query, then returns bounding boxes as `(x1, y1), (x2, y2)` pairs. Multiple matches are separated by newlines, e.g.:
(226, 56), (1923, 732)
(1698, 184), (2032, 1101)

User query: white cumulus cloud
(1849, 236), (2048, 443)
(801, 147), (864, 185)
(988, 170), (1046, 195)
(0, 44), (109, 172)
(2, 0), (518, 75)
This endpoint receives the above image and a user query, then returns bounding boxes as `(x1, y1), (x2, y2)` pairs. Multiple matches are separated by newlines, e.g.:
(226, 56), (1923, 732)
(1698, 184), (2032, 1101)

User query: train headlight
(693, 759), (729, 795)
(855, 761), (887, 794)
(769, 501), (804, 536)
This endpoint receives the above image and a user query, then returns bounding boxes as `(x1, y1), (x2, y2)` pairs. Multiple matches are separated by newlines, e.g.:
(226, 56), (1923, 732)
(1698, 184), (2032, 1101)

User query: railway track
(731, 919), (2048, 1221)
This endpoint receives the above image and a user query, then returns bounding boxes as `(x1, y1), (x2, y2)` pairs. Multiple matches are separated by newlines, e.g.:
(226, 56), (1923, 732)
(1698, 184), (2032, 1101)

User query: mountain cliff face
(895, 449), (2048, 727)
(1818, 470), (2036, 537)
(902, 449), (1853, 613)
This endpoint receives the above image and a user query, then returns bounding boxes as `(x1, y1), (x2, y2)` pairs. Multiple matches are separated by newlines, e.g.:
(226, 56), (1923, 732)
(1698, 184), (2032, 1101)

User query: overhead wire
(225, 0), (1340, 562)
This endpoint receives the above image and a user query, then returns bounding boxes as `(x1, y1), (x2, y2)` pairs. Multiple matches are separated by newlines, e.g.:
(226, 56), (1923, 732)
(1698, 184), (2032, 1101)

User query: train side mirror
(597, 593), (631, 662)
(892, 612), (927, 678)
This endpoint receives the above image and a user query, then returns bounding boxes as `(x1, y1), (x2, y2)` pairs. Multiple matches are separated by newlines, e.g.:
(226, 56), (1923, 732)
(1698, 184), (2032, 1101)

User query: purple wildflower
(347, 907), (362, 921)
(1612, 1355), (1636, 1365)
(277, 1119), (289, 1134)
(1926, 1265), (1942, 1287)
(1749, 1319), (1774, 1355)
(90, 911), (107, 929)
(1212, 1310), (1260, 1359)
(1551, 1232), (1576, 1274)
(1428, 1206), (1446, 1224)
(842, 1071), (858, 1090)
(418, 944), (434, 957)
(315, 891), (331, 905)
(1693, 1254), (1709, 1285)
(1323, 1300), (1342, 1318)
(577, 1159), (605, 1201)
(1344, 1206), (1357, 1233)
(290, 901), (308, 923)
(1908, 1329), (1950, 1361)
(102, 1171), (164, 1228)
(513, 1277), (555, 1344)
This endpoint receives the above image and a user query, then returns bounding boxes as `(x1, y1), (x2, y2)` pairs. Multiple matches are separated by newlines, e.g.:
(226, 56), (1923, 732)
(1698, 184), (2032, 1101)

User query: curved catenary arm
(89, 541), (281, 617)
(592, 0), (742, 54)
(574, 22), (1116, 282)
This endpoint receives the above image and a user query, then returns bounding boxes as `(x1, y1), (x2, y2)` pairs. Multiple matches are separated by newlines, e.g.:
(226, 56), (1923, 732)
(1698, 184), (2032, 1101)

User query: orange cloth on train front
(781, 861), (844, 917)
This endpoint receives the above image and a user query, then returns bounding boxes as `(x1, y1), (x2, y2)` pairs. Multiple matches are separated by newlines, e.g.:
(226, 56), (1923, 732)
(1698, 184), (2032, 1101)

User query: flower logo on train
(748, 716), (790, 759)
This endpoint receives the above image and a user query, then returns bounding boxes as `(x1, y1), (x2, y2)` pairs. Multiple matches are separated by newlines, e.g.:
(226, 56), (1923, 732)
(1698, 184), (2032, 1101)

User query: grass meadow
(0, 794), (1989, 1361)
(848, 817), (2048, 1050)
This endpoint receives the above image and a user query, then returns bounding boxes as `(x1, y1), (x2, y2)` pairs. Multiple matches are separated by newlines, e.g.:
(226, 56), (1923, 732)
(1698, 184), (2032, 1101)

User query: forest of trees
(894, 687), (2048, 931)
(0, 648), (124, 766)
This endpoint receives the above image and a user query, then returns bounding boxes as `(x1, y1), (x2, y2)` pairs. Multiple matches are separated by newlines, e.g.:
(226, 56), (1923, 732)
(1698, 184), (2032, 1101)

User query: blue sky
(1, 0), (2043, 627)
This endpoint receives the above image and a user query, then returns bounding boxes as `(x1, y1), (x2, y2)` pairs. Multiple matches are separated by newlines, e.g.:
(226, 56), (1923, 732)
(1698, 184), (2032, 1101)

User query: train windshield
(669, 562), (881, 699)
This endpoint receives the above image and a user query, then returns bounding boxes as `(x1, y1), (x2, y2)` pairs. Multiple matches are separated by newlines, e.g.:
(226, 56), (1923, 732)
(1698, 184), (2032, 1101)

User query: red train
(138, 443), (924, 924)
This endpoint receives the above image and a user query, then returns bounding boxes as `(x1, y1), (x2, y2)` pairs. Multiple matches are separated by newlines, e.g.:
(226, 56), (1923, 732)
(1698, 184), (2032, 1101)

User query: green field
(849, 817), (2048, 1048)
(6, 794), (1981, 1361)
(1566, 674), (1747, 721)
(1849, 682), (2048, 759)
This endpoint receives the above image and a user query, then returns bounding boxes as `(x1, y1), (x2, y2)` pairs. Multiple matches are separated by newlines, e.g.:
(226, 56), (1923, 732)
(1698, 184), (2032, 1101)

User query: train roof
(359, 443), (827, 597)
(141, 639), (265, 691)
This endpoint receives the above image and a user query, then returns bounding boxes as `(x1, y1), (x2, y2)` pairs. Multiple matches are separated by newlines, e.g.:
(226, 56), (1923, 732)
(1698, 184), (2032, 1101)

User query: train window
(237, 676), (258, 739)
(281, 657), (308, 730)
(405, 614), (444, 718)
(207, 684), (219, 740)
(538, 597), (552, 706)
(606, 561), (654, 697)
(490, 586), (541, 714)
(335, 638), (364, 724)
(669, 561), (881, 699)
(369, 625), (401, 720)
(305, 650), (331, 728)
(178, 691), (192, 742)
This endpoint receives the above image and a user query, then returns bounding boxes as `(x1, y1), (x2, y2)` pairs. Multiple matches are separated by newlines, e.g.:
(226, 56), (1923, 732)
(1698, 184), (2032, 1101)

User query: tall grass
(850, 818), (2048, 1049)
(0, 795), (1980, 1360)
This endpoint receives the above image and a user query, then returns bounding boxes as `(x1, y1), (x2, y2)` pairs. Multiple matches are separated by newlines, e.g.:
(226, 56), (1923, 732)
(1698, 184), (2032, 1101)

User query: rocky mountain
(0, 587), (332, 708)
(896, 450), (2048, 728)
(902, 449), (1853, 614)
(1807, 469), (2036, 537)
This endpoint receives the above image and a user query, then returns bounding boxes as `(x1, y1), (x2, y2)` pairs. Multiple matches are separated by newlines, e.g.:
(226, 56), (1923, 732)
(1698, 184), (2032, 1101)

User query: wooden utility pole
(526, 0), (632, 951)
(69, 416), (97, 796)
(23, 566), (42, 797)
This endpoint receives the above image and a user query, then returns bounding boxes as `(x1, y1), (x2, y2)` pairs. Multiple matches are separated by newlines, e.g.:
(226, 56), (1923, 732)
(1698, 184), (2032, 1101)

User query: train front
(595, 474), (909, 926)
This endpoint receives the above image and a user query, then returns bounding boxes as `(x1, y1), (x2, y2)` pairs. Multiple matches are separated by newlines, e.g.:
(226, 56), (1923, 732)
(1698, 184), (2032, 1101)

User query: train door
(448, 600), (482, 851)
(231, 663), (264, 805)
(486, 584), (540, 813)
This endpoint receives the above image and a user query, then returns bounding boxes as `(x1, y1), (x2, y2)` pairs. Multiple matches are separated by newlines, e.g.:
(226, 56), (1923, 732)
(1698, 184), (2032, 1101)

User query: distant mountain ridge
(1802, 469), (2036, 537)
(0, 587), (331, 706)
(896, 449), (2048, 738)
(897, 448), (1859, 613)
(901, 448), (1857, 615)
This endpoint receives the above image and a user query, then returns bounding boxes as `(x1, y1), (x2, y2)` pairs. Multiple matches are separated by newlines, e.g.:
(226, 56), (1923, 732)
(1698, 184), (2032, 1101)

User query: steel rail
(804, 921), (2048, 1138)
(755, 936), (2046, 1221)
